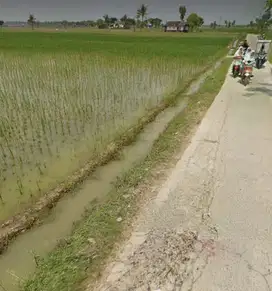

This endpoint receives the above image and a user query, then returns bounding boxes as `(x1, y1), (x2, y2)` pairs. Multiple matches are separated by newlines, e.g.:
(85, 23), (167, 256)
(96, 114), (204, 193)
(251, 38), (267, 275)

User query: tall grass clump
(0, 32), (230, 220)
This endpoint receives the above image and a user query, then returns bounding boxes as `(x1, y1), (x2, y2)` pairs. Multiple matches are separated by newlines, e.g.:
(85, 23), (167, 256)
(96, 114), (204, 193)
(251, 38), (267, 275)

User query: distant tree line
(209, 20), (236, 29)
(246, 0), (272, 34)
(0, 4), (205, 32)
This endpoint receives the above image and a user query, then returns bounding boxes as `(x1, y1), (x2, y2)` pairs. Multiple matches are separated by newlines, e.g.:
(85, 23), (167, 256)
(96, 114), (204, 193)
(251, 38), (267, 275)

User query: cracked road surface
(93, 37), (272, 291)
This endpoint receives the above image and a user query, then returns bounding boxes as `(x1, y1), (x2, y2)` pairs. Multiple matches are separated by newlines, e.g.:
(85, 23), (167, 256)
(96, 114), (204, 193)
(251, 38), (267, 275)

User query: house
(164, 21), (189, 32)
(109, 22), (124, 29)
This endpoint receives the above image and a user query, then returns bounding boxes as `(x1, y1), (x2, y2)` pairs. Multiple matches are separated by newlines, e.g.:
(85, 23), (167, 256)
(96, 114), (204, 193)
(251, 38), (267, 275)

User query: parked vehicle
(254, 40), (271, 69)
(256, 53), (266, 69)
(232, 56), (242, 78)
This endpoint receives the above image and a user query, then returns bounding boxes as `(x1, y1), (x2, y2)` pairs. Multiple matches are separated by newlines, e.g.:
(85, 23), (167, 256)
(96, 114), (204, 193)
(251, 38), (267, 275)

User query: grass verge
(21, 57), (231, 291)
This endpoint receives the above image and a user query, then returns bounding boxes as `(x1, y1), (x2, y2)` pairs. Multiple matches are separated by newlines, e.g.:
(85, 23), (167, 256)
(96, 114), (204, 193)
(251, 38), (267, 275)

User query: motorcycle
(240, 62), (253, 86)
(232, 56), (242, 78)
(255, 53), (267, 69)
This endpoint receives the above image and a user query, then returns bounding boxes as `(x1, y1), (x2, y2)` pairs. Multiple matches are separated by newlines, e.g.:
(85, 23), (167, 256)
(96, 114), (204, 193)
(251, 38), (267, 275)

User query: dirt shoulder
(21, 58), (231, 291)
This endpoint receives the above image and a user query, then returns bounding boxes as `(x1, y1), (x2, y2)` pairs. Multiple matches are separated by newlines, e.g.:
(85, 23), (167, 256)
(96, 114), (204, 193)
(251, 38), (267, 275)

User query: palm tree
(28, 14), (36, 30)
(179, 5), (186, 21)
(137, 4), (148, 30)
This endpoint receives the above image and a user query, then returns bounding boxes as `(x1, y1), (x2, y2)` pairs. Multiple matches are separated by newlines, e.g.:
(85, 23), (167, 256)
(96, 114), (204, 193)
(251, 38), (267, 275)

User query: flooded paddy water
(0, 61), (221, 291)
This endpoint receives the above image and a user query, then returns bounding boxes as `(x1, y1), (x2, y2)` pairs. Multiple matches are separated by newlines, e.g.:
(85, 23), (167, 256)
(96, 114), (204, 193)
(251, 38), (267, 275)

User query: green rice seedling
(0, 32), (231, 220)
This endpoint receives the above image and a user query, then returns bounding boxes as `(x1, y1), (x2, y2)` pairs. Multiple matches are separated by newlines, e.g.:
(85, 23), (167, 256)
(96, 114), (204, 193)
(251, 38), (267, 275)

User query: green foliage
(27, 14), (36, 30)
(187, 13), (204, 31)
(179, 5), (187, 21)
(137, 4), (148, 27)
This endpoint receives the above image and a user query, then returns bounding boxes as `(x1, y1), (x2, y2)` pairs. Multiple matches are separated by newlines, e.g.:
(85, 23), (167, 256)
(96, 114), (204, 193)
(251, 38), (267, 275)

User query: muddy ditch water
(0, 60), (223, 291)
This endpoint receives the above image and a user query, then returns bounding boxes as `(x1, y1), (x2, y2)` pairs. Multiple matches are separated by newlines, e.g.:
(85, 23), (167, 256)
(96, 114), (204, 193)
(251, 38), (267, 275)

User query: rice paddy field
(0, 31), (232, 221)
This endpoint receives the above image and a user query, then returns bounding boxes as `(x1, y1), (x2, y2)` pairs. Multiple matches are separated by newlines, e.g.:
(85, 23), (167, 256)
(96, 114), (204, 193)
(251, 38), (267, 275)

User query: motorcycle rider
(234, 46), (244, 57)
(232, 47), (244, 75)
(244, 47), (252, 59)
(244, 50), (255, 63)
(241, 50), (255, 76)
(241, 39), (249, 54)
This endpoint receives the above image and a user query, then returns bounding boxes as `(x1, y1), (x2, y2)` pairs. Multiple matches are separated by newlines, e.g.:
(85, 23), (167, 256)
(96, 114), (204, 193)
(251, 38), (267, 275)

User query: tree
(265, 0), (272, 11)
(103, 14), (110, 26)
(96, 19), (104, 26)
(256, 7), (271, 34)
(0, 20), (4, 27)
(120, 14), (128, 24)
(137, 4), (148, 29)
(62, 20), (68, 29)
(210, 20), (217, 29)
(28, 14), (36, 30)
(187, 13), (204, 31)
(224, 20), (228, 27)
(198, 16), (204, 27)
(213, 21), (217, 29)
(232, 20), (236, 26)
(179, 5), (187, 21)
(86, 20), (96, 27)
(249, 20), (255, 28)
(109, 17), (118, 24)
(149, 17), (162, 28)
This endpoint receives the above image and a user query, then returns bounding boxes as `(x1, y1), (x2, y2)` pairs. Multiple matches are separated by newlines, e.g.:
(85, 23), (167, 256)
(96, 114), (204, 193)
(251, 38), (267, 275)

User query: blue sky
(0, 0), (265, 24)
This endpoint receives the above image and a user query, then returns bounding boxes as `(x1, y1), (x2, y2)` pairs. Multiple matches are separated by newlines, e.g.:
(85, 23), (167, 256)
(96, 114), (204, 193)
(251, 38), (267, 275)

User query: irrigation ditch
(0, 57), (226, 256)
(0, 49), (235, 291)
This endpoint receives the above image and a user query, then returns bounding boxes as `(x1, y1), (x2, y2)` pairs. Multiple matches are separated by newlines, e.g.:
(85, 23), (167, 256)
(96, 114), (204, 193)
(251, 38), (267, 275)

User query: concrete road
(94, 42), (272, 290)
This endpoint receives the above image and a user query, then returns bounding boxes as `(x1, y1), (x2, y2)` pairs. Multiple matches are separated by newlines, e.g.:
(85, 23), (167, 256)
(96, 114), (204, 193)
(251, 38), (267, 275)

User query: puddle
(0, 61), (221, 291)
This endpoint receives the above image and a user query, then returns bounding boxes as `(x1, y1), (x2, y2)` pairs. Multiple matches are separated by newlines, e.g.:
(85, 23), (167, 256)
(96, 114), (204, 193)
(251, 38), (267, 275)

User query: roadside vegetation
(20, 56), (232, 291)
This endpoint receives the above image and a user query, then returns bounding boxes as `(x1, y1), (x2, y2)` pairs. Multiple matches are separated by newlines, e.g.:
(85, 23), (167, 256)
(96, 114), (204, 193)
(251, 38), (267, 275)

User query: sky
(0, 0), (265, 24)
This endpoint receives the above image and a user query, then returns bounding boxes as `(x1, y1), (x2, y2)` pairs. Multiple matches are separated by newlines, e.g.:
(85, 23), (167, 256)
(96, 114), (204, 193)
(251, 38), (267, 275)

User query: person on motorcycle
(244, 47), (252, 58)
(239, 47), (251, 73)
(242, 39), (249, 50)
(241, 50), (255, 76)
(244, 50), (255, 63)
(234, 46), (244, 57)
(232, 47), (244, 75)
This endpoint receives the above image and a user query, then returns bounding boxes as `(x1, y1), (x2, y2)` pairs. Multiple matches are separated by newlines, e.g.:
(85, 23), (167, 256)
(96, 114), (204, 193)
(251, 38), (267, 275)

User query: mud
(0, 60), (222, 291)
